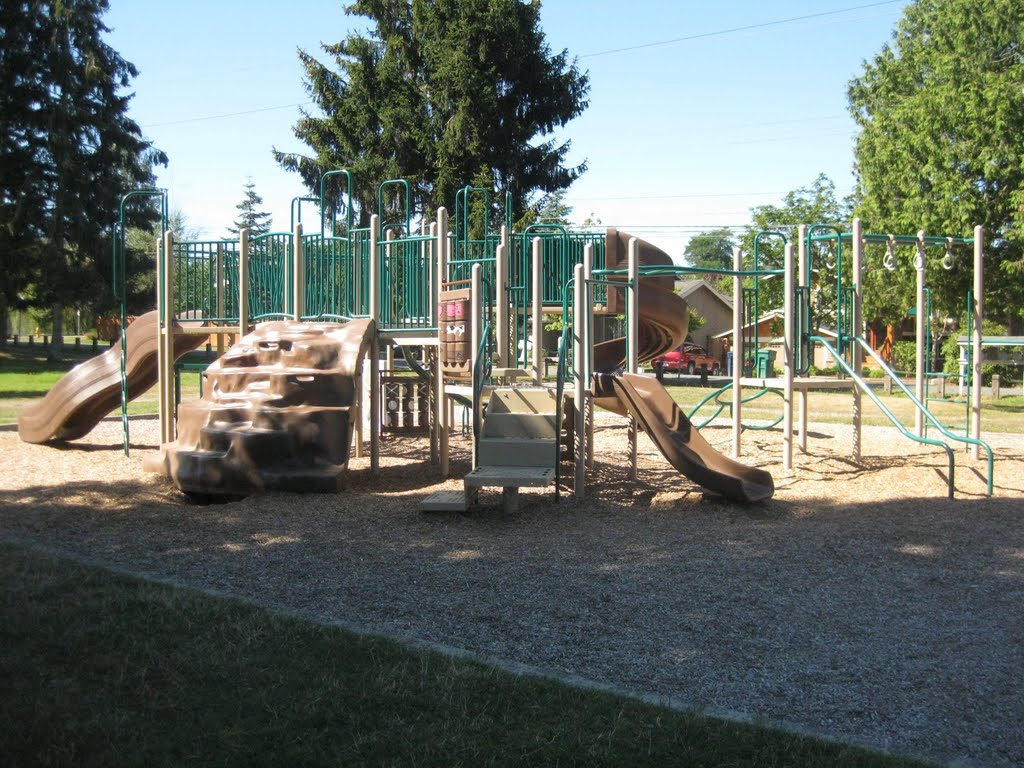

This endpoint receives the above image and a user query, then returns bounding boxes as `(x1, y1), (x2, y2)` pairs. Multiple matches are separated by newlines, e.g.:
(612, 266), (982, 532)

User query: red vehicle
(650, 342), (721, 377)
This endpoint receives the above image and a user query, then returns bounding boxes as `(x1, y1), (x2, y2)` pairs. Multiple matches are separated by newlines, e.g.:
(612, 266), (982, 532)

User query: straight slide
(594, 372), (774, 503)
(18, 311), (206, 444)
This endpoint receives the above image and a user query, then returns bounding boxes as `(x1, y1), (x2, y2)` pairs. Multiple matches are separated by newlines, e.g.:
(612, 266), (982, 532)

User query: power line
(580, 0), (903, 58)
(142, 102), (315, 128)
(570, 187), (855, 203)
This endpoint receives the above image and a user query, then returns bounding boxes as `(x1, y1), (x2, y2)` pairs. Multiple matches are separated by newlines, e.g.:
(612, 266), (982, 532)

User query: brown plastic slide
(17, 311), (206, 444)
(594, 372), (774, 502)
(588, 229), (773, 502)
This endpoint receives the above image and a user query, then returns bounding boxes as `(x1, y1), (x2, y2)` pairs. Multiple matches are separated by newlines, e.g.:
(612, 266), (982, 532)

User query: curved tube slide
(17, 311), (206, 444)
(592, 228), (689, 373)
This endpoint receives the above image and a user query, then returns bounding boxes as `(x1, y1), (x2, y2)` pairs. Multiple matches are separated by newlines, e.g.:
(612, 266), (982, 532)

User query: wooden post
(732, 246), (743, 458)
(584, 244), (595, 468)
(159, 230), (176, 445)
(971, 225), (983, 458)
(496, 240), (508, 368)
(436, 207), (450, 476)
(573, 263), (585, 497)
(531, 237), (542, 384)
(238, 228), (250, 336)
(627, 238), (639, 479)
(783, 242), (794, 470)
(368, 215), (380, 472)
(797, 225), (808, 453)
(292, 222), (304, 321)
(216, 242), (225, 354)
(915, 230), (926, 437)
(852, 218), (864, 459)
(471, 263), (482, 470)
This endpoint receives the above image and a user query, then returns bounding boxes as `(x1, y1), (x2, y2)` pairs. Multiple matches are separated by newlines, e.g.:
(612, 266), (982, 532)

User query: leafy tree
(0, 0), (166, 358)
(684, 228), (735, 292)
(740, 174), (851, 320)
(227, 179), (273, 238)
(275, 0), (589, 227)
(848, 0), (1024, 333)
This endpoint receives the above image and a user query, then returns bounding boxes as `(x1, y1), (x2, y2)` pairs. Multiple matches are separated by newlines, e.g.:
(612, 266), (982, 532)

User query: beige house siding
(677, 280), (733, 363)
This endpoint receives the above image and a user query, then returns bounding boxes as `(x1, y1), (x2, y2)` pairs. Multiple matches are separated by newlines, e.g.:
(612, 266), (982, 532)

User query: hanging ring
(942, 237), (955, 270)
(883, 237), (897, 271)
(819, 243), (836, 271)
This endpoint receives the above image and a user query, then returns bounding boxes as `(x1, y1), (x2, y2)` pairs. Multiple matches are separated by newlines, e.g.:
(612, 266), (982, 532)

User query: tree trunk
(0, 293), (8, 347)
(48, 301), (64, 361)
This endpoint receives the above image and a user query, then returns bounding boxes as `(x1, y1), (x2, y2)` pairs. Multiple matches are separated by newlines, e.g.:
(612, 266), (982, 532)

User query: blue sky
(104, 0), (908, 258)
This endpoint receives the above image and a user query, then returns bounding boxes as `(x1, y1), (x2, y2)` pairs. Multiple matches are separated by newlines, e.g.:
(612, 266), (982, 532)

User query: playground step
(463, 465), (556, 489)
(463, 465), (556, 514)
(482, 412), (558, 439)
(419, 489), (471, 513)
(168, 450), (348, 495)
(478, 436), (557, 467)
(487, 386), (560, 415)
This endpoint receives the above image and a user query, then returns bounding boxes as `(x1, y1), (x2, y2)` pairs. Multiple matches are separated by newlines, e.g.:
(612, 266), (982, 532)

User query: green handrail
(686, 382), (784, 431)
(377, 178), (411, 236)
(290, 195), (319, 231)
(115, 189), (167, 457)
(555, 281), (577, 502)
(320, 169), (353, 237)
(471, 319), (493, 470)
(813, 336), (957, 498)
(853, 336), (993, 496)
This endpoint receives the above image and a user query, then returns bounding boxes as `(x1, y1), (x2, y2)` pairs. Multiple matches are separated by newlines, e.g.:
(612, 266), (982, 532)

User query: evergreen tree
(0, 0), (166, 358)
(848, 0), (1024, 332)
(274, 0), (589, 227)
(0, 4), (50, 345)
(227, 179), (273, 238)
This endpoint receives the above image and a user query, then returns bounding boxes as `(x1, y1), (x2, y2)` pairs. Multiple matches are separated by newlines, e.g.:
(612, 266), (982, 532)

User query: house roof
(712, 309), (837, 340)
(674, 278), (733, 309)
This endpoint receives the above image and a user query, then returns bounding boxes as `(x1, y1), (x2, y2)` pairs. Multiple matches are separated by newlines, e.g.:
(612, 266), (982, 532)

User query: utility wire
(142, 102), (315, 129)
(580, 0), (903, 58)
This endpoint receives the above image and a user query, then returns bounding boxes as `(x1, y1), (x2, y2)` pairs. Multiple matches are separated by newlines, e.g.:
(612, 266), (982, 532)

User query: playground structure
(16, 170), (998, 502)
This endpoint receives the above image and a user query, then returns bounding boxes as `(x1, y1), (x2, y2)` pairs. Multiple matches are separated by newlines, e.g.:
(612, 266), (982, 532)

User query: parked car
(650, 342), (721, 377)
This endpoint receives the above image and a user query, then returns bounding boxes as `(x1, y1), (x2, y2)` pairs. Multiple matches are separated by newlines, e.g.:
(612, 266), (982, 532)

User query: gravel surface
(1, 413), (1022, 767)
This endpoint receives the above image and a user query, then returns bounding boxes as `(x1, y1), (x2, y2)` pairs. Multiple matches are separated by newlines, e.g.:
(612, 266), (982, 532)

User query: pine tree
(0, 0), (166, 358)
(227, 179), (273, 238)
(274, 0), (589, 226)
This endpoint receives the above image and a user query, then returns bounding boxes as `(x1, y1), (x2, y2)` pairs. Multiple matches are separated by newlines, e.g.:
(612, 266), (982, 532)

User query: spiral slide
(17, 311), (206, 444)
(590, 229), (774, 502)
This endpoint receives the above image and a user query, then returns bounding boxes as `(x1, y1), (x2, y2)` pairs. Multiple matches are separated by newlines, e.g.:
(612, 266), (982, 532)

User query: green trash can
(755, 349), (777, 377)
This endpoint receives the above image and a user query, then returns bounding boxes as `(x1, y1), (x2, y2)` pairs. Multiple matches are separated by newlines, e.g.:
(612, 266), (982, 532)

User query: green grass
(0, 543), (929, 768)
(0, 344), (202, 424)
(661, 381), (1024, 434)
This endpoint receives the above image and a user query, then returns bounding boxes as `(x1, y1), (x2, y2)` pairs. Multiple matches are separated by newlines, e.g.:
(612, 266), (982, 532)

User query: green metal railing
(172, 239), (240, 322)
(453, 185), (500, 285)
(686, 382), (784, 432)
(301, 233), (353, 321)
(378, 233), (437, 333)
(245, 232), (291, 320)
